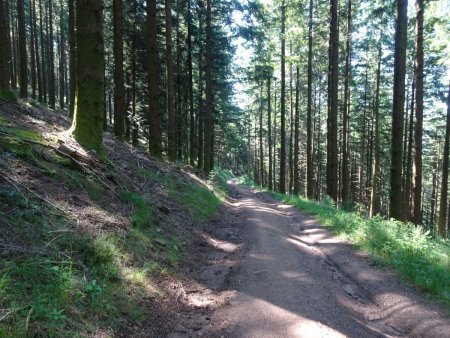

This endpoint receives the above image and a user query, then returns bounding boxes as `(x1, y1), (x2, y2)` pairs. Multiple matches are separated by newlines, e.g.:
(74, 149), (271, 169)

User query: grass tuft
(265, 190), (450, 304)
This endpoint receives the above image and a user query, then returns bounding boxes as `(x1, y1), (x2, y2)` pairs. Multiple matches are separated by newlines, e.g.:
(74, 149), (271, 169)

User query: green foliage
(0, 89), (18, 103)
(267, 191), (450, 304)
(121, 191), (154, 228)
(179, 185), (221, 221)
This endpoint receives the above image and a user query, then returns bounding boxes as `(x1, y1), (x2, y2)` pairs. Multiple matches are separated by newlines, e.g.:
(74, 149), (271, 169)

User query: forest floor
(171, 183), (450, 338)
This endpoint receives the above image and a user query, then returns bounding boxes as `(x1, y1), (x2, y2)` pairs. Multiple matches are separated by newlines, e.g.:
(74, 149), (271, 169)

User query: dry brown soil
(170, 182), (450, 338)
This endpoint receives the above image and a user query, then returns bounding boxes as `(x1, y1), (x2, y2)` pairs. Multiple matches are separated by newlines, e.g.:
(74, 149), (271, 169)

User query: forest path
(200, 183), (450, 338)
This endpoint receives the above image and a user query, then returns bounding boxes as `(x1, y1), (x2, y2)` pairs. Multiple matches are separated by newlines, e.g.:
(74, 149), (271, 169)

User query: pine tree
(327, 0), (339, 202)
(279, 0), (286, 194)
(17, 0), (27, 98)
(71, 0), (105, 155)
(147, 0), (162, 157)
(389, 0), (408, 220)
(438, 84), (450, 236)
(113, 0), (125, 138)
(413, 0), (424, 225)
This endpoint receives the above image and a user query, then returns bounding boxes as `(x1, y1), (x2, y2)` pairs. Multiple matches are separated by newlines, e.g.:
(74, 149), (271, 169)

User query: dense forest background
(0, 0), (449, 236)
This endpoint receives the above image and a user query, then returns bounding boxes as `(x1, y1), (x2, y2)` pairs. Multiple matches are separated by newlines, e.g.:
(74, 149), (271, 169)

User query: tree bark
(413, 0), (424, 225)
(188, 0), (195, 166)
(404, 79), (415, 221)
(268, 77), (273, 191)
(438, 84), (450, 236)
(389, 0), (408, 221)
(370, 38), (382, 217)
(68, 0), (76, 117)
(58, 0), (65, 109)
(341, 0), (351, 209)
(259, 84), (264, 187)
(113, 0), (126, 138)
(48, 0), (55, 108)
(0, 0), (10, 92)
(203, 0), (213, 172)
(165, 0), (176, 160)
(306, 0), (314, 199)
(327, 0), (339, 202)
(279, 0), (286, 194)
(147, 0), (162, 156)
(17, 0), (27, 98)
(30, 0), (37, 99)
(293, 65), (300, 195)
(71, 0), (104, 155)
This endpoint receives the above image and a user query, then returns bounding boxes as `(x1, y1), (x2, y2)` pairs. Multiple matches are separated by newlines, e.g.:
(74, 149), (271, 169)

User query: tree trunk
(327, 0), (339, 202)
(430, 151), (438, 225)
(58, 0), (65, 109)
(17, 0), (27, 98)
(113, 0), (126, 138)
(0, 0), (10, 92)
(259, 84), (264, 186)
(438, 84), (450, 236)
(39, 0), (46, 102)
(165, 0), (176, 160)
(389, 0), (408, 221)
(413, 0), (424, 225)
(188, 0), (195, 166)
(288, 43), (294, 194)
(404, 79), (415, 221)
(33, 0), (42, 102)
(268, 77), (273, 191)
(147, 0), (162, 156)
(197, 1), (204, 170)
(342, 0), (351, 209)
(30, 0), (37, 99)
(306, 0), (314, 199)
(68, 0), (76, 117)
(369, 38), (382, 217)
(293, 65), (300, 195)
(279, 0), (286, 194)
(203, 0), (213, 172)
(71, 0), (104, 155)
(48, 0), (55, 108)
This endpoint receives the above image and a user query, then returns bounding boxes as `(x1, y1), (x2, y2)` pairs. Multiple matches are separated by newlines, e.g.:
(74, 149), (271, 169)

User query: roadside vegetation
(0, 108), (225, 337)
(238, 176), (450, 305)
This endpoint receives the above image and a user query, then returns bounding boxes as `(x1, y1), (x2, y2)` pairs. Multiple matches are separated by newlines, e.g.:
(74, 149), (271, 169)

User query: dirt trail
(171, 183), (450, 337)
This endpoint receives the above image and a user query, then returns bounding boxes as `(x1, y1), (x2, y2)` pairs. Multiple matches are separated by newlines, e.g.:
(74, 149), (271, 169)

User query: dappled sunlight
(223, 294), (347, 338)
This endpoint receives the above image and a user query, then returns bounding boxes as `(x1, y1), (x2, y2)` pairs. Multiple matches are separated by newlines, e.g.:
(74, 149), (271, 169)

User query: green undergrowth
(0, 89), (18, 103)
(0, 183), (174, 337)
(263, 189), (450, 305)
(0, 113), (229, 336)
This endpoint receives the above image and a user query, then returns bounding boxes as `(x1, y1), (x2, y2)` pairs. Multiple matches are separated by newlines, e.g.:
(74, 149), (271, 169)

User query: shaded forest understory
(0, 0), (450, 335)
